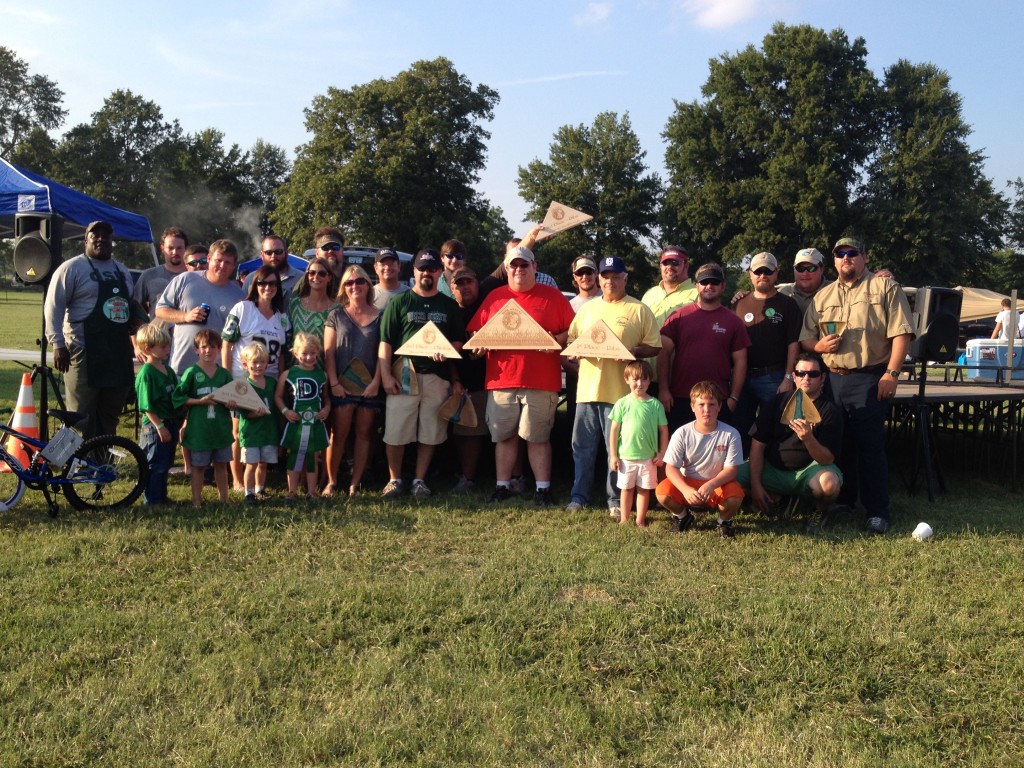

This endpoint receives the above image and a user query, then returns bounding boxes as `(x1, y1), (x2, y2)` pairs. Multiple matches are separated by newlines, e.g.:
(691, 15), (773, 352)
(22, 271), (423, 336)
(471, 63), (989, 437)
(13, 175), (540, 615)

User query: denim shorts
(190, 446), (233, 467)
(331, 394), (383, 411)
(242, 445), (279, 464)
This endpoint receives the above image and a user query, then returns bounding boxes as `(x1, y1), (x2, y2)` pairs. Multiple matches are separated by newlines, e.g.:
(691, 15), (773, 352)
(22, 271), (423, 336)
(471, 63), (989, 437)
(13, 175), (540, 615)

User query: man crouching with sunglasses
(734, 352), (842, 533)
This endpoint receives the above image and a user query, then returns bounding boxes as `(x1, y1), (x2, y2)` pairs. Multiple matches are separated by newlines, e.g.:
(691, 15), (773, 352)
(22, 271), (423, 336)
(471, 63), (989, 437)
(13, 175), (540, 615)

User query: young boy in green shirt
(238, 342), (279, 502)
(135, 323), (182, 505)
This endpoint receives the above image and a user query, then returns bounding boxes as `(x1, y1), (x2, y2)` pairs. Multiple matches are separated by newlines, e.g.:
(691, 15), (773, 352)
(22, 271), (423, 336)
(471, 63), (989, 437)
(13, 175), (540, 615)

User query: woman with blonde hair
(323, 264), (382, 496)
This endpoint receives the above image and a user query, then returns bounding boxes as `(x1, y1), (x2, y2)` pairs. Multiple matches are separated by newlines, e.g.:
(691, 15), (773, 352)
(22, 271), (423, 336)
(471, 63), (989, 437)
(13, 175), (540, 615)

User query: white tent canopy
(954, 286), (1023, 323)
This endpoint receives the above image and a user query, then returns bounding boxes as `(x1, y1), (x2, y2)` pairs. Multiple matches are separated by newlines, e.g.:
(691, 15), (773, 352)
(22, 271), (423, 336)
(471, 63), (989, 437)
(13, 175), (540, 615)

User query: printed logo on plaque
(464, 300), (561, 351)
(394, 320), (461, 359)
(561, 319), (634, 360)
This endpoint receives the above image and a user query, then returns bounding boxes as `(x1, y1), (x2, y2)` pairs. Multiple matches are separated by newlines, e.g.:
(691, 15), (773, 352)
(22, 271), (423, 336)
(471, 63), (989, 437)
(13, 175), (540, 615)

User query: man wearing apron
(44, 220), (141, 440)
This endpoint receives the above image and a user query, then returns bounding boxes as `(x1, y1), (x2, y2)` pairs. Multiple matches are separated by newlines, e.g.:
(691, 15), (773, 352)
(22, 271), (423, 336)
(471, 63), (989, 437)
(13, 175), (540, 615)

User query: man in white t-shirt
(991, 298), (1023, 340)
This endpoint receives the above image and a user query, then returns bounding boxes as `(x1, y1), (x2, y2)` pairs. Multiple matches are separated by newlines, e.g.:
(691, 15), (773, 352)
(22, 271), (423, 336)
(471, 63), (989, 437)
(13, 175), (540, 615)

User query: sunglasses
(661, 260), (683, 267)
(306, 270), (329, 278)
(574, 269), (595, 277)
(186, 258), (207, 267)
(794, 264), (819, 273)
(319, 243), (342, 252)
(753, 268), (776, 276)
(262, 248), (285, 256)
(698, 278), (723, 286)
(835, 250), (861, 259)
(454, 278), (475, 286)
(255, 280), (280, 287)
(793, 370), (823, 379)
(508, 261), (532, 270)
(343, 278), (368, 287)
(442, 253), (465, 260)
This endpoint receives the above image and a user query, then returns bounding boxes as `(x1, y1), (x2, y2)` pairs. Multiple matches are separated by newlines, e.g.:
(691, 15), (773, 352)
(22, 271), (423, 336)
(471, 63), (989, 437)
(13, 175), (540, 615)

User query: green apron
(83, 258), (134, 388)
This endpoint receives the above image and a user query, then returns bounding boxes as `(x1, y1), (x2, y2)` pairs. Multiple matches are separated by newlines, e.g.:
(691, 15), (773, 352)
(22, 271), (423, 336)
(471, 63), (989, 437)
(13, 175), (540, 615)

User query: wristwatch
(784, 373), (794, 381)
(886, 369), (900, 378)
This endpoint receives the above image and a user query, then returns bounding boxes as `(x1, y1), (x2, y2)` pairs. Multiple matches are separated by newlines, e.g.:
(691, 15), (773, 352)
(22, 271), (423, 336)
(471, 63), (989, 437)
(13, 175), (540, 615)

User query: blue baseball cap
(598, 255), (627, 274)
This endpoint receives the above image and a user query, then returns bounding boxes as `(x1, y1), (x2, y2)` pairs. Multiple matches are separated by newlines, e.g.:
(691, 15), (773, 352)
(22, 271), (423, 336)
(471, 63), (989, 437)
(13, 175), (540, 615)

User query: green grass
(1, 292), (1023, 765)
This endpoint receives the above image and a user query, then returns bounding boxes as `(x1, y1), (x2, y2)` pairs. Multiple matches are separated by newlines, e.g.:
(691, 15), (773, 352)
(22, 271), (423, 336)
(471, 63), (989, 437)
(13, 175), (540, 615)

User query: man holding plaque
(565, 255), (661, 515)
(378, 249), (466, 500)
(799, 236), (914, 534)
(734, 353), (843, 531)
(466, 246), (574, 507)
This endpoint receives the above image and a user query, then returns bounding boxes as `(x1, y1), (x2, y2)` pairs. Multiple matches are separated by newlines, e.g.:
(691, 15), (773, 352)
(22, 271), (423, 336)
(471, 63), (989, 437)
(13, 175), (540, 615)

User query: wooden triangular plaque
(391, 357), (419, 395)
(781, 389), (822, 426)
(540, 201), (593, 236)
(820, 320), (847, 337)
(340, 358), (372, 394)
(394, 320), (462, 359)
(464, 299), (561, 351)
(561, 319), (634, 361)
(438, 392), (478, 427)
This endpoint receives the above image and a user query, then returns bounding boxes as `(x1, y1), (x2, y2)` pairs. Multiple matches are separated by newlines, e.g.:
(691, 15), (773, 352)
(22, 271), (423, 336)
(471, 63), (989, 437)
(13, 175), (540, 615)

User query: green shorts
(734, 460), (843, 497)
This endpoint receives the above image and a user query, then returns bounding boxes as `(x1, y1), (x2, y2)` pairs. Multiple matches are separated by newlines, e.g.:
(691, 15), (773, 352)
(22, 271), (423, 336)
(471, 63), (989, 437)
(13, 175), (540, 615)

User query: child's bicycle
(0, 407), (148, 516)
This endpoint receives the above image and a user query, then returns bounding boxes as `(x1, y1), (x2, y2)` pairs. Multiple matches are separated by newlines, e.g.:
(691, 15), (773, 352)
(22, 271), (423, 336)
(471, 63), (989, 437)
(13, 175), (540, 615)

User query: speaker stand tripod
(908, 359), (945, 501)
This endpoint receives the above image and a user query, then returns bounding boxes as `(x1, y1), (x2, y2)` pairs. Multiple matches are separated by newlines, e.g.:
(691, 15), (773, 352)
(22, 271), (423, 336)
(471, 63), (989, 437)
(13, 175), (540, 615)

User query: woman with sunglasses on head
(222, 263), (293, 490)
(323, 265), (382, 497)
(287, 256), (340, 367)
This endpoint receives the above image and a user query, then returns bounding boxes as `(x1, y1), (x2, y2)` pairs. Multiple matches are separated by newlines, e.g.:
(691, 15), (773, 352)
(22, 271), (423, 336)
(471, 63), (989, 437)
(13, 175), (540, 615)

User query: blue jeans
(732, 371), (785, 454)
(139, 418), (180, 505)
(829, 369), (890, 520)
(570, 402), (616, 509)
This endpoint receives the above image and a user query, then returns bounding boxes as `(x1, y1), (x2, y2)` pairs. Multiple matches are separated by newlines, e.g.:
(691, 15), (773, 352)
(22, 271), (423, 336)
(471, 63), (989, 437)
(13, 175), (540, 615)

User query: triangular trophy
(781, 389), (822, 426)
(394, 320), (462, 359)
(438, 392), (478, 427)
(340, 358), (373, 394)
(562, 319), (634, 361)
(820, 320), (847, 337)
(540, 201), (593, 237)
(391, 357), (419, 395)
(464, 299), (561, 351)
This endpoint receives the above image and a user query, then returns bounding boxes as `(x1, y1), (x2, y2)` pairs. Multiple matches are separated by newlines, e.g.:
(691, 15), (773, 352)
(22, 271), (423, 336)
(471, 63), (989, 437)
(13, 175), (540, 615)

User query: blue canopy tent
(0, 158), (154, 245)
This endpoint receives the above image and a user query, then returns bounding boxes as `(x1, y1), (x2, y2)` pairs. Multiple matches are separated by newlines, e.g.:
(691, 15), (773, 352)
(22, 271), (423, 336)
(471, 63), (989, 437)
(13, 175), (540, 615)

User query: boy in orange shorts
(655, 380), (745, 537)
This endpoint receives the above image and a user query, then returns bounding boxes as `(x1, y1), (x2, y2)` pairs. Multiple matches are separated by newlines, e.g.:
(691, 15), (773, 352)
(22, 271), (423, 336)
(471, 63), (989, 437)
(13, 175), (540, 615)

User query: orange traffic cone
(2, 373), (38, 472)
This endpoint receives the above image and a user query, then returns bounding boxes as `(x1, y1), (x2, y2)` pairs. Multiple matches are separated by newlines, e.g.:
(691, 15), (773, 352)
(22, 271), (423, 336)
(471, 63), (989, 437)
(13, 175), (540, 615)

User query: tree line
(3, 23), (1023, 290)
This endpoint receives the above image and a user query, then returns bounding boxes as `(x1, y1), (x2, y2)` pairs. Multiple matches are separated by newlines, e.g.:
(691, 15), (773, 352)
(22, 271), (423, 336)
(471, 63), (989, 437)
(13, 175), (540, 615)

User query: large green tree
(273, 57), (504, 257)
(859, 61), (1007, 287)
(517, 111), (662, 287)
(0, 47), (66, 158)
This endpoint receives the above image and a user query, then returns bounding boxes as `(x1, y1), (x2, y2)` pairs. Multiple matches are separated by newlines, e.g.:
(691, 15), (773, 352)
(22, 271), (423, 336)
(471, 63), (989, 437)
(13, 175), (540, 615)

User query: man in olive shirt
(799, 237), (914, 534)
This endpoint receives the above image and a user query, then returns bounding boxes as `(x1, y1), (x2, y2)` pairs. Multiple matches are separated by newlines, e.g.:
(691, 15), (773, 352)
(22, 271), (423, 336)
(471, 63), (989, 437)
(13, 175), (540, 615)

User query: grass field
(1, 292), (1023, 766)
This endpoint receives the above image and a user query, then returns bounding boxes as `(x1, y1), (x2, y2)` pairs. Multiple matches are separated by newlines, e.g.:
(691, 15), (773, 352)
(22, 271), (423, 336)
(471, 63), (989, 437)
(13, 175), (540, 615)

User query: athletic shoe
(564, 501), (584, 512)
(534, 488), (556, 507)
(489, 486), (513, 503)
(453, 475), (476, 493)
(866, 516), (890, 535)
(805, 506), (829, 535)
(669, 512), (695, 532)
(716, 520), (736, 538)
(382, 479), (405, 499)
(244, 492), (257, 504)
(609, 505), (621, 519)
(411, 480), (432, 500)
(509, 475), (527, 494)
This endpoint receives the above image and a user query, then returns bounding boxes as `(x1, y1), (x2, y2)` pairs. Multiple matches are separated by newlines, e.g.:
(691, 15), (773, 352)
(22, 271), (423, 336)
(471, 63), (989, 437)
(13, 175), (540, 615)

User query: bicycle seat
(47, 409), (88, 428)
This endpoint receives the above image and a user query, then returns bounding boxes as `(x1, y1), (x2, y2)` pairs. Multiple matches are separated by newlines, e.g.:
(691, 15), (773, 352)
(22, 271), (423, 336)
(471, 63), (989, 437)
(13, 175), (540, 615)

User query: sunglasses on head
(319, 243), (342, 252)
(753, 268), (776, 276)
(262, 248), (285, 256)
(343, 277), (368, 287)
(186, 258), (207, 267)
(698, 278), (723, 286)
(255, 280), (280, 287)
(793, 369), (823, 379)
(794, 264), (819, 273)
(306, 270), (329, 278)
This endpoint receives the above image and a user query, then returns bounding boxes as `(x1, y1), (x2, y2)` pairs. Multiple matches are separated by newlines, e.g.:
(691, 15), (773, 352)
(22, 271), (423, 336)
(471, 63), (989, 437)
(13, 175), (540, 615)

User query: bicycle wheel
(0, 455), (27, 512)
(62, 435), (149, 511)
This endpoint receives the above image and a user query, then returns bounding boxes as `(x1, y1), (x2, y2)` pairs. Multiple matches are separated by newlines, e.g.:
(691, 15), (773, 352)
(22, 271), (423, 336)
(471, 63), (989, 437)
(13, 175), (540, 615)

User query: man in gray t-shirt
(133, 226), (188, 319)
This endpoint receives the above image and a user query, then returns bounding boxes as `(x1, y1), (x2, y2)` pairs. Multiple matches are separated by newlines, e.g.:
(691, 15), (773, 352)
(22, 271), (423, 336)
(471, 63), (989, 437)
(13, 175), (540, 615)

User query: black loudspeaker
(14, 213), (64, 284)
(910, 286), (962, 362)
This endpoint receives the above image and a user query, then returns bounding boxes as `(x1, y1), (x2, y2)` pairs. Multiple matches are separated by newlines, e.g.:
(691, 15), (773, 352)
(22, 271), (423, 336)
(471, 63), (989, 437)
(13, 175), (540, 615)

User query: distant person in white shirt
(991, 298), (1023, 340)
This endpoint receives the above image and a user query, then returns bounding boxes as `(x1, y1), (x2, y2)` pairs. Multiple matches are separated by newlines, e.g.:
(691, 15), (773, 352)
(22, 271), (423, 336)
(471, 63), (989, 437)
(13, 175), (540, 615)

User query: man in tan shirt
(799, 236), (914, 534)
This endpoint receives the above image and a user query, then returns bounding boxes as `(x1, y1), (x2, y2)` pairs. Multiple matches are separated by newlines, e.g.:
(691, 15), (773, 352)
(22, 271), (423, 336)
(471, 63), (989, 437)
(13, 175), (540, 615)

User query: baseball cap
(750, 252), (778, 272)
(660, 246), (688, 264)
(414, 248), (442, 270)
(597, 255), (627, 274)
(375, 247), (399, 263)
(451, 266), (478, 284)
(504, 245), (535, 267)
(795, 248), (824, 266)
(571, 255), (597, 273)
(85, 220), (113, 236)
(832, 237), (864, 255)
(694, 262), (725, 283)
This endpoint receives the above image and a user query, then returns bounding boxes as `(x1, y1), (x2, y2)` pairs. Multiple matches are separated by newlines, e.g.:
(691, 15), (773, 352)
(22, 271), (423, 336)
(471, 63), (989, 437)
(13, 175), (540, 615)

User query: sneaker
(509, 475), (526, 494)
(716, 520), (736, 538)
(453, 475), (476, 493)
(489, 486), (513, 503)
(534, 488), (556, 507)
(805, 506), (829, 535)
(244, 492), (257, 504)
(382, 479), (405, 499)
(669, 512), (695, 532)
(411, 480), (432, 500)
(866, 516), (890, 535)
(609, 505), (621, 519)
(255, 490), (272, 502)
(564, 501), (584, 512)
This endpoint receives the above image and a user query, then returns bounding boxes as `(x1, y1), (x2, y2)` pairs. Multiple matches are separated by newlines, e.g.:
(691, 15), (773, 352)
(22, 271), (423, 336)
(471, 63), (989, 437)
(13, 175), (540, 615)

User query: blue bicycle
(0, 407), (148, 515)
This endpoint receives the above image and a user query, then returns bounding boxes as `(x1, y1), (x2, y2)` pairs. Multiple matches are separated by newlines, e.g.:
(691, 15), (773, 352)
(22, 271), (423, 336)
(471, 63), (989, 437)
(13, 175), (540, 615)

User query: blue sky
(4, 0), (1022, 236)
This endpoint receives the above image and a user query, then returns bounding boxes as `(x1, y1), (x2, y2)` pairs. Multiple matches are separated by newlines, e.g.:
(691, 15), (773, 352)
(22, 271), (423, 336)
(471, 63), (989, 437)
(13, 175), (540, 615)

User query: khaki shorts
(384, 372), (450, 446)
(452, 389), (490, 437)
(485, 388), (559, 443)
